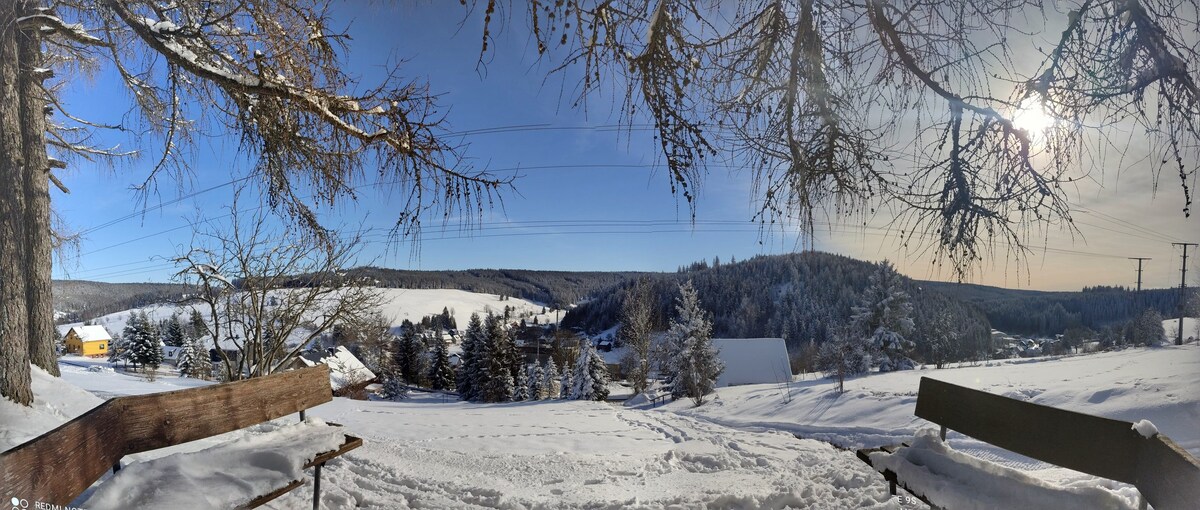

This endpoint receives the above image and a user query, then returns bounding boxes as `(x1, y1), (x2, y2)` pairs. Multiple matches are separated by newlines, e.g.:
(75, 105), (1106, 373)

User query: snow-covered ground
(659, 344), (1200, 494)
(6, 344), (1195, 509)
(55, 288), (563, 349)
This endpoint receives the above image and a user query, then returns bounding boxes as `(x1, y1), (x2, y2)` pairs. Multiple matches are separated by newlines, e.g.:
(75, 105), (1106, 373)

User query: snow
(710, 338), (791, 387)
(0, 366), (102, 452)
(82, 418), (348, 510)
(1163, 317), (1199, 342)
(1131, 419), (1159, 439)
(4, 342), (1194, 508)
(868, 429), (1137, 510)
(65, 324), (112, 342)
(296, 346), (376, 391)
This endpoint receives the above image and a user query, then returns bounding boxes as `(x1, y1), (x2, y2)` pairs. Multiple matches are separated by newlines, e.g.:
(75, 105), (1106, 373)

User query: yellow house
(64, 325), (113, 358)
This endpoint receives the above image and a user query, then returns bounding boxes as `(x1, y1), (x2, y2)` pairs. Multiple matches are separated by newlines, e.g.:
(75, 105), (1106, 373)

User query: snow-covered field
(55, 288), (562, 347)
(5, 344), (1196, 509)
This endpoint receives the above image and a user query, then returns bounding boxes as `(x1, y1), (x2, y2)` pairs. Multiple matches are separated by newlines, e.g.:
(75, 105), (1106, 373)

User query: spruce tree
(457, 313), (484, 400)
(127, 312), (164, 376)
(526, 363), (544, 400)
(558, 361), (572, 400)
(483, 314), (515, 402)
(177, 339), (198, 378)
(163, 314), (185, 347)
(513, 362), (528, 401)
(394, 320), (424, 385)
(427, 339), (456, 391)
(851, 260), (915, 371)
(542, 358), (560, 399)
(663, 280), (720, 402)
(569, 341), (610, 401)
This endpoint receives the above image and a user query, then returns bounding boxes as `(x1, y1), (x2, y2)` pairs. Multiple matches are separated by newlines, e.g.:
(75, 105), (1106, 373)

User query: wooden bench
(857, 377), (1200, 510)
(0, 365), (361, 509)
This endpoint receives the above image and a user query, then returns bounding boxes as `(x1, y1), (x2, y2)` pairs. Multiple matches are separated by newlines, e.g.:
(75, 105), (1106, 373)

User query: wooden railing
(0, 365), (334, 506)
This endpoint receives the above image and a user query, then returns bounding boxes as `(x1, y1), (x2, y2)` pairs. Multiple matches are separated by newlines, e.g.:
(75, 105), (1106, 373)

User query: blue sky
(51, 3), (1196, 291)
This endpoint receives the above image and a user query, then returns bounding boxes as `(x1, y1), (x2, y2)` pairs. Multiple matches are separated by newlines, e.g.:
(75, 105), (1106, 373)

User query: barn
(710, 338), (791, 387)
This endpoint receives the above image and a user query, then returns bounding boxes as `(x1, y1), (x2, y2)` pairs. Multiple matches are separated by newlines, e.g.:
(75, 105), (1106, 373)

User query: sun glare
(1011, 98), (1057, 139)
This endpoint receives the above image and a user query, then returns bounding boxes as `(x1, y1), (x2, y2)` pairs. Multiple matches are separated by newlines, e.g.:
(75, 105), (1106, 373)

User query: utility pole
(1172, 243), (1198, 346)
(1128, 257), (1152, 291)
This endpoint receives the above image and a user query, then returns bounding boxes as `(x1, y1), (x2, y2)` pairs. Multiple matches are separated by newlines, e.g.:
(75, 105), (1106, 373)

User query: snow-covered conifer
(569, 341), (610, 401)
(663, 281), (721, 403)
(526, 363), (544, 400)
(513, 362), (528, 401)
(558, 362), (572, 400)
(377, 373), (409, 401)
(427, 338), (456, 391)
(457, 313), (484, 400)
(542, 358), (560, 399)
(850, 260), (915, 371)
(482, 314), (515, 402)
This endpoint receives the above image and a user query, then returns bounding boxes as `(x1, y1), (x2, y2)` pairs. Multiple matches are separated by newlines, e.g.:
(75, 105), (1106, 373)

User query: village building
(710, 338), (791, 387)
(63, 325), (113, 358)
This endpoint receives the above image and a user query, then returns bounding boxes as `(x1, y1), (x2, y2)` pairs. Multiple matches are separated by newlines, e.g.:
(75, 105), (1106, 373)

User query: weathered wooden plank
(0, 365), (333, 505)
(305, 436), (362, 468)
(1135, 434), (1200, 510)
(914, 377), (1142, 483)
(239, 479), (306, 509)
(0, 400), (126, 506)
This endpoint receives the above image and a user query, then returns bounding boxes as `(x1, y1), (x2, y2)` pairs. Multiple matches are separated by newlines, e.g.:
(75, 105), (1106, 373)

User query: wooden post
(112, 460), (121, 473)
(300, 409), (306, 422)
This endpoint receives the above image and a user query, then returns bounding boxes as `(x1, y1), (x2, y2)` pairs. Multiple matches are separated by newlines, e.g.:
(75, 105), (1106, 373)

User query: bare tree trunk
(19, 0), (59, 377)
(0, 2), (34, 405)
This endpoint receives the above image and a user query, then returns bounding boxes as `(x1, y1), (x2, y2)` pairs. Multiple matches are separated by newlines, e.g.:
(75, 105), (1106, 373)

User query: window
(99, 343), (106, 350)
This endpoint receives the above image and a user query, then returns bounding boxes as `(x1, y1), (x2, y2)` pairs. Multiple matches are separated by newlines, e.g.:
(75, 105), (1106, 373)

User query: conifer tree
(176, 339), (198, 378)
(163, 314), (185, 347)
(558, 362), (572, 400)
(483, 314), (515, 402)
(513, 362), (528, 401)
(569, 341), (610, 401)
(127, 312), (164, 376)
(457, 313), (485, 401)
(851, 260), (915, 371)
(526, 363), (544, 400)
(394, 320), (425, 385)
(663, 280), (721, 402)
(427, 339), (456, 391)
(542, 358), (560, 399)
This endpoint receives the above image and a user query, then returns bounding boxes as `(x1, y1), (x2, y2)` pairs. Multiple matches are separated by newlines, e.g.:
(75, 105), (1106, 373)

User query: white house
(293, 346), (376, 393)
(710, 338), (791, 387)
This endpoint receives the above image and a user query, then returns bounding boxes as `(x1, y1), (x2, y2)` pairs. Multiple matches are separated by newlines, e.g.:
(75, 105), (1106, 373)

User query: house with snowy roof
(710, 338), (791, 387)
(63, 325), (113, 358)
(287, 346), (376, 395)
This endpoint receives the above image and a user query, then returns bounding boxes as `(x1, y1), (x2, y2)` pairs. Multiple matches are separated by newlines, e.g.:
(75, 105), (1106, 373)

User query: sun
(1011, 97), (1057, 139)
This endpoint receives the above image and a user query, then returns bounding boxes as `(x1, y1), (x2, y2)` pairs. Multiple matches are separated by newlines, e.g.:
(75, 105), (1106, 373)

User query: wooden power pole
(1172, 243), (1198, 345)
(1128, 257), (1151, 291)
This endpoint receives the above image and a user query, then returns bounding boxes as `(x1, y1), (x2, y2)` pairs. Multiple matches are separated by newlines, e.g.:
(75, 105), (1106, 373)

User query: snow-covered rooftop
(710, 338), (791, 388)
(66, 325), (112, 342)
(297, 346), (376, 391)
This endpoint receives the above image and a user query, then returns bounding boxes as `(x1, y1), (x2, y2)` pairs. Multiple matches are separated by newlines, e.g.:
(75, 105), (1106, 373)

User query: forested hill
(561, 252), (993, 357)
(338, 267), (647, 308)
(919, 281), (1184, 335)
(53, 280), (191, 324)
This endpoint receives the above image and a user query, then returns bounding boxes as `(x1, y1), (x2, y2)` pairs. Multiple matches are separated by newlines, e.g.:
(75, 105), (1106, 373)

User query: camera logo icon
(10, 496), (29, 510)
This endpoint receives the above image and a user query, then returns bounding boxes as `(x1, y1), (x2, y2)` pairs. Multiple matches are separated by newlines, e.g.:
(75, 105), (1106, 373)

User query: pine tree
(513, 362), (528, 401)
(558, 362), (572, 400)
(377, 372), (409, 401)
(177, 339), (198, 378)
(427, 339), (456, 391)
(163, 314), (185, 347)
(126, 312), (164, 376)
(457, 313), (484, 401)
(187, 308), (208, 341)
(526, 363), (544, 400)
(663, 280), (721, 403)
(483, 314), (515, 402)
(569, 341), (610, 401)
(394, 320), (425, 386)
(542, 358), (560, 399)
(851, 260), (916, 371)
(818, 326), (871, 393)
